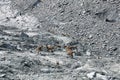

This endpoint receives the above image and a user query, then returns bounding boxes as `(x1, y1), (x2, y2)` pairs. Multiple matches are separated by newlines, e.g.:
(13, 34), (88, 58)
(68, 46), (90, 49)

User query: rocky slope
(0, 0), (120, 80)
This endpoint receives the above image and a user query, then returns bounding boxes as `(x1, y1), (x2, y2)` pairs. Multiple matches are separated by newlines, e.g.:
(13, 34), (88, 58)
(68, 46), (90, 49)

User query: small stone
(102, 44), (107, 48)
(40, 68), (51, 73)
(96, 73), (108, 80)
(87, 72), (96, 79)
(82, 10), (86, 15)
(113, 47), (118, 51)
(86, 50), (91, 56)
(88, 34), (93, 39)
(71, 62), (81, 69)
(0, 74), (6, 78)
(17, 45), (22, 51)
(20, 32), (29, 38)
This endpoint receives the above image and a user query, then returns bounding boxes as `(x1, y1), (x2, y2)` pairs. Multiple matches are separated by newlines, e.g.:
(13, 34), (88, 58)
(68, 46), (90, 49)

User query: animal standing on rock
(46, 45), (55, 52)
(35, 45), (43, 54)
(35, 44), (56, 54)
(64, 46), (76, 58)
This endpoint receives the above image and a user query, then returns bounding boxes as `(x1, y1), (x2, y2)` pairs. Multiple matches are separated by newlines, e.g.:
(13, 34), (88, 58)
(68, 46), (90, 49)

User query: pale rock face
(110, 64), (120, 73)
(0, 0), (40, 29)
(0, 2), (16, 20)
(87, 72), (96, 79)
(9, 13), (39, 28)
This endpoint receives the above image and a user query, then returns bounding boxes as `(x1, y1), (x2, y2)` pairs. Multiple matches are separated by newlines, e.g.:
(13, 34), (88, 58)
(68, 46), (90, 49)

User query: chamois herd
(35, 44), (77, 58)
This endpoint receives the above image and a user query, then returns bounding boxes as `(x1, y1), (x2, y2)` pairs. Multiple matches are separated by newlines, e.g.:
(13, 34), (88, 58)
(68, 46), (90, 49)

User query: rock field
(0, 0), (120, 80)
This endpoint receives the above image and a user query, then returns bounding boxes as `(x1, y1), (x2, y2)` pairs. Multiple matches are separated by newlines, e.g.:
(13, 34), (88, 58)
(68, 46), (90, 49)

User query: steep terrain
(0, 0), (120, 80)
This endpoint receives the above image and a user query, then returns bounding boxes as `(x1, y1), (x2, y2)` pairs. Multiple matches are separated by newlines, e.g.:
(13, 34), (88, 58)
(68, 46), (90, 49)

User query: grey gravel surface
(0, 0), (120, 80)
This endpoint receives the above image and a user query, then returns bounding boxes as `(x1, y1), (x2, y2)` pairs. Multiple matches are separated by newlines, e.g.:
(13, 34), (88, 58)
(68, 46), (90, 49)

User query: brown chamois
(64, 46), (77, 58)
(35, 45), (43, 54)
(35, 44), (62, 54)
(46, 45), (55, 52)
(64, 46), (75, 58)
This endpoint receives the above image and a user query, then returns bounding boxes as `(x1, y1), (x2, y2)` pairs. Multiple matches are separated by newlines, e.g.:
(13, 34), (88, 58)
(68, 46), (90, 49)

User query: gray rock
(86, 49), (91, 56)
(20, 32), (29, 38)
(87, 72), (96, 79)
(96, 73), (108, 80)
(0, 43), (17, 50)
(71, 61), (81, 69)
(87, 72), (108, 80)
(0, 0), (120, 80)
